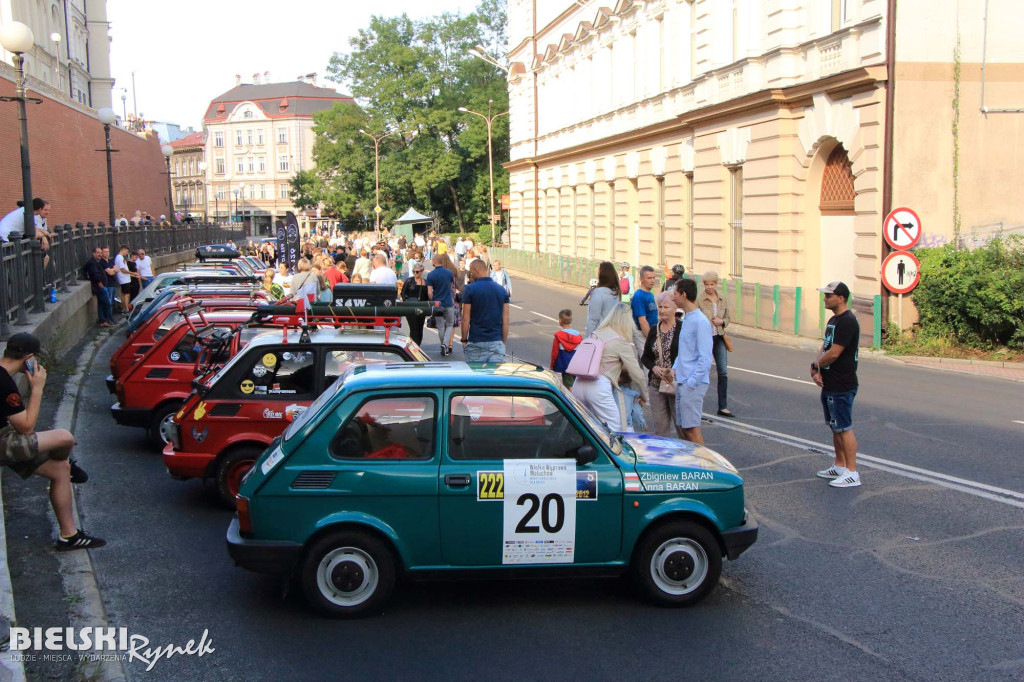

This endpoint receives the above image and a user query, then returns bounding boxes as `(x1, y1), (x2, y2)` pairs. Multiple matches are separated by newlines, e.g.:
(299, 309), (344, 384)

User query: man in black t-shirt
(0, 333), (105, 550)
(810, 281), (862, 488)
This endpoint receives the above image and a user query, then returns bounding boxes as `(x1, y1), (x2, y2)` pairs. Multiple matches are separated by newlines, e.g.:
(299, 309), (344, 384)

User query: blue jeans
(464, 340), (506, 363)
(821, 388), (857, 433)
(96, 289), (113, 323)
(102, 286), (118, 316)
(712, 335), (729, 411)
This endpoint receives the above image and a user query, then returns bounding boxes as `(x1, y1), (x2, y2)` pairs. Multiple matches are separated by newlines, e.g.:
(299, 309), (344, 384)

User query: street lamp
(161, 144), (174, 222)
(97, 108), (118, 226)
(359, 129), (395, 235)
(49, 32), (61, 88)
(198, 161), (207, 222)
(458, 100), (508, 246)
(238, 183), (246, 235)
(120, 90), (127, 122)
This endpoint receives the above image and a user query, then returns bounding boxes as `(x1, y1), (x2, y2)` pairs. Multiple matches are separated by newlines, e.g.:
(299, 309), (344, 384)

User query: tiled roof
(203, 81), (354, 123)
(169, 131), (206, 149)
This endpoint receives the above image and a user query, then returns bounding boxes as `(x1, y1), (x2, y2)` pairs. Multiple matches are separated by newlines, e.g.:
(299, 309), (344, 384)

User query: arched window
(819, 144), (855, 214)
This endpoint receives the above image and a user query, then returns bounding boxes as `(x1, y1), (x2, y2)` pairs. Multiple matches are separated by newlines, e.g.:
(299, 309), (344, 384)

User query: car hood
(620, 433), (742, 492)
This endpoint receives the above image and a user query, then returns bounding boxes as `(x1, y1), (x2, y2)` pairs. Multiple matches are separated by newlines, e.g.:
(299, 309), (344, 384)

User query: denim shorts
(821, 388), (857, 433)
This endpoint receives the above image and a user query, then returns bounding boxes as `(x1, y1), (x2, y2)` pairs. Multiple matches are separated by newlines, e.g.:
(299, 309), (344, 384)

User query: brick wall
(0, 72), (171, 226)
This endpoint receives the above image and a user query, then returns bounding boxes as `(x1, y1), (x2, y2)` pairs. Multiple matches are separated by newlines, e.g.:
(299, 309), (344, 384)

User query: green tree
(315, 0), (509, 233)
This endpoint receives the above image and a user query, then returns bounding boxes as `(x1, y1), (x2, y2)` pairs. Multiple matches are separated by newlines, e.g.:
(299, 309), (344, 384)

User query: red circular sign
(883, 207), (922, 250)
(881, 251), (921, 294)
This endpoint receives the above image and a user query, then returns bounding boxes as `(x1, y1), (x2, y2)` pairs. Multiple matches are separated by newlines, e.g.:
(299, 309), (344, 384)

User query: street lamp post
(198, 161), (207, 223)
(97, 108), (118, 226)
(120, 91), (127, 121)
(359, 129), (394, 236)
(238, 183), (246, 237)
(458, 100), (508, 247)
(161, 144), (174, 222)
(1, 21), (45, 316)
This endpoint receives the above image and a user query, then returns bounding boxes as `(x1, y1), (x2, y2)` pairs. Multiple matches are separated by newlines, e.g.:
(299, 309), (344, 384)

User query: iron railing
(1, 222), (245, 338)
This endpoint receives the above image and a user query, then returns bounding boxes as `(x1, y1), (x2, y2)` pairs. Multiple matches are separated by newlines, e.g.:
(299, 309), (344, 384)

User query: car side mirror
(575, 445), (597, 466)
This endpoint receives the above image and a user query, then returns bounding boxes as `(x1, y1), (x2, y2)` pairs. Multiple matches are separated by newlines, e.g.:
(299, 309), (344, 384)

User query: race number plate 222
(502, 459), (577, 565)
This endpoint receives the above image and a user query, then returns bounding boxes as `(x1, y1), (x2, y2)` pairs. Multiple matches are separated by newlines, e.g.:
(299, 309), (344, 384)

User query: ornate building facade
(505, 0), (1024, 329)
(0, 0), (114, 108)
(169, 131), (206, 221)
(201, 77), (353, 236)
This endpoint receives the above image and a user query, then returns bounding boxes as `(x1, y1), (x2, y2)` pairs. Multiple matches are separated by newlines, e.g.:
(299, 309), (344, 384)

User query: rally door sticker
(478, 470), (597, 502)
(501, 459), (577, 565)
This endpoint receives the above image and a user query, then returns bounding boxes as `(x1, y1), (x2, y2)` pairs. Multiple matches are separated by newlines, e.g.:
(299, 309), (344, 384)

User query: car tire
(148, 402), (182, 451)
(214, 447), (262, 509)
(300, 530), (396, 618)
(631, 520), (722, 607)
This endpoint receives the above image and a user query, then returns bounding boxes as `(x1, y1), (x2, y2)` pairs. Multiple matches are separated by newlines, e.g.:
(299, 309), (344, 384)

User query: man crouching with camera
(0, 333), (105, 551)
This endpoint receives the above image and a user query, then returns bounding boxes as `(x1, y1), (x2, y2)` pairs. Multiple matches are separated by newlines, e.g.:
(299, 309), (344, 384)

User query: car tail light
(109, 357), (117, 376)
(236, 496), (252, 536)
(115, 382), (126, 405)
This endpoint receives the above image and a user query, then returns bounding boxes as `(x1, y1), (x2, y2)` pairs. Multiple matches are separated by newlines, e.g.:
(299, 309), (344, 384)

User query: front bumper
(721, 512), (758, 560)
(106, 374), (116, 394)
(226, 517), (302, 574)
(110, 402), (151, 428)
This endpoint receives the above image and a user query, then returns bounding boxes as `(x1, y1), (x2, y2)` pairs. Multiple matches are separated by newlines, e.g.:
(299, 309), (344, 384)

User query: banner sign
(284, 211), (300, 269)
(275, 220), (285, 264)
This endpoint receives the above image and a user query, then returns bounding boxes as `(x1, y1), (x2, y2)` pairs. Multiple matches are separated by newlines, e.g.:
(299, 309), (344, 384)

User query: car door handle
(444, 474), (472, 488)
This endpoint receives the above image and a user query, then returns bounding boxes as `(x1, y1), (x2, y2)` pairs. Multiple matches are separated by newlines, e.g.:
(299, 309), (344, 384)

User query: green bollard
(735, 279), (743, 323)
(754, 283), (761, 328)
(794, 287), (802, 336)
(873, 294), (882, 349)
(772, 284), (780, 330)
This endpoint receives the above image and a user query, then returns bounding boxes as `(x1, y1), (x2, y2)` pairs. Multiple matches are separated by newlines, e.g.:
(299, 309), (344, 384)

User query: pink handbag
(565, 336), (605, 378)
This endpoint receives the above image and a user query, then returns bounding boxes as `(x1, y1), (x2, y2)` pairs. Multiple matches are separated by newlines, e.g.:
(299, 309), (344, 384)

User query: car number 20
(515, 493), (565, 533)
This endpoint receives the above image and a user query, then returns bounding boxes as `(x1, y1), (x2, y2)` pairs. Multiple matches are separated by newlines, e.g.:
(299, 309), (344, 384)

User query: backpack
(619, 276), (631, 295)
(565, 336), (604, 378)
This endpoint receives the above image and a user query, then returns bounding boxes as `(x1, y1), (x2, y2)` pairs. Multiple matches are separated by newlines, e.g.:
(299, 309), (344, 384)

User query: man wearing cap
(662, 264), (686, 293)
(0, 333), (104, 550)
(811, 281), (862, 488)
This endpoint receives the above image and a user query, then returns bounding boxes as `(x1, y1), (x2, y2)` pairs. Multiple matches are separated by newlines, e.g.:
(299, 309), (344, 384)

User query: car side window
(168, 332), (200, 364)
(448, 395), (586, 461)
(235, 348), (316, 398)
(330, 396), (435, 460)
(323, 350), (405, 389)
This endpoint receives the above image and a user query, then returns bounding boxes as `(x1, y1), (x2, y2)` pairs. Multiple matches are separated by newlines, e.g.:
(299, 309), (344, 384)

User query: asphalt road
(61, 273), (1024, 680)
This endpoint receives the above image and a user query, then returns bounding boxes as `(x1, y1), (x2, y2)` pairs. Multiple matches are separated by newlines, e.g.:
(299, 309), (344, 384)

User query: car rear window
(153, 312), (182, 341)
(330, 396), (435, 461)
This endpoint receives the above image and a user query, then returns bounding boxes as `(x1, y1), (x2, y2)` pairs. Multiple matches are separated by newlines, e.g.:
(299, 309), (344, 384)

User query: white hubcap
(316, 547), (378, 607)
(650, 538), (708, 596)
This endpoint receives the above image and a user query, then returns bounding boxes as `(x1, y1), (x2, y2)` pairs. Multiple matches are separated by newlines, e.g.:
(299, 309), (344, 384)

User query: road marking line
(509, 304), (524, 310)
(731, 366), (817, 386)
(1014, 420), (1024, 425)
(529, 310), (559, 322)
(705, 414), (1024, 508)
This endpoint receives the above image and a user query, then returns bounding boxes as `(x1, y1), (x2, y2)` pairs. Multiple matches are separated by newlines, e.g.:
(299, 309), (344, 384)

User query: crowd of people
(83, 244), (153, 327)
(564, 261), (739, 447)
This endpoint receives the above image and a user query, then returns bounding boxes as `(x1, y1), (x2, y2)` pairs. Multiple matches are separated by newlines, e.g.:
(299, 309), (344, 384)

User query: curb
(51, 329), (128, 682)
(895, 354), (1024, 369)
(0, 475), (25, 681)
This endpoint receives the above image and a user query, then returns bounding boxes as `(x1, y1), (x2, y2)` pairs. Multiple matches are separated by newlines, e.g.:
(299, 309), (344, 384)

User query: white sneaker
(829, 471), (861, 488)
(816, 465), (848, 479)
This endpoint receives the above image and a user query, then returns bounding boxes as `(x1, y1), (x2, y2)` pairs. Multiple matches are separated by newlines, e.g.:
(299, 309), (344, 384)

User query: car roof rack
(244, 301), (438, 344)
(195, 244), (242, 261)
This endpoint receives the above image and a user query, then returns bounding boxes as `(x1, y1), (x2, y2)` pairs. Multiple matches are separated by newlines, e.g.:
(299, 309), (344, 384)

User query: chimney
(253, 72), (260, 85)
(308, 72), (317, 86)
(235, 74), (241, 86)
(264, 70), (270, 83)
(296, 74), (304, 83)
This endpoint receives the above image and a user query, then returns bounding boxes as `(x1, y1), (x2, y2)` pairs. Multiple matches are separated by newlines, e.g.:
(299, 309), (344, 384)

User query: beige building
(0, 0), (113, 108)
(169, 131), (206, 221)
(505, 0), (1024, 333)
(201, 77), (353, 236)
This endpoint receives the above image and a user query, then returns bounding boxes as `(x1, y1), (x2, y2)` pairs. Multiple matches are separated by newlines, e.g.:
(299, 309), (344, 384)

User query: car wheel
(214, 447), (261, 509)
(300, 530), (396, 618)
(631, 520), (722, 607)
(148, 402), (182, 451)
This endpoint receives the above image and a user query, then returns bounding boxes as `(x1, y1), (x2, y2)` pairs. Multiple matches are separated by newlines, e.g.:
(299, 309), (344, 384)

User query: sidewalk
(504, 266), (1024, 383)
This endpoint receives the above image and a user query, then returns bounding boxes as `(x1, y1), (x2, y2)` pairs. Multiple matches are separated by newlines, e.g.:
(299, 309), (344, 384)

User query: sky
(106, 0), (483, 132)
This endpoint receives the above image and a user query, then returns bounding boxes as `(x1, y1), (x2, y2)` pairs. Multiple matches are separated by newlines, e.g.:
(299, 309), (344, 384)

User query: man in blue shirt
(666, 278), (712, 444)
(630, 266), (658, 336)
(460, 260), (510, 363)
(426, 254), (456, 356)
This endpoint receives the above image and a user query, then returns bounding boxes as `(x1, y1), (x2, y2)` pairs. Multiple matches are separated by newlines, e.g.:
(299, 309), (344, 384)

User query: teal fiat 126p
(227, 362), (757, 617)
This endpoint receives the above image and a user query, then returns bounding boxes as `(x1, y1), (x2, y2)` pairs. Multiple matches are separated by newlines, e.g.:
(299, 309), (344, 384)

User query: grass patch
(885, 325), (1024, 363)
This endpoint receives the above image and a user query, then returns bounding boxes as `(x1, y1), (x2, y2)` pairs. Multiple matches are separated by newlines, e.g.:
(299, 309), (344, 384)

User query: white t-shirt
(114, 253), (132, 285)
(136, 256), (153, 278)
(273, 272), (292, 293)
(369, 266), (397, 286)
(0, 207), (24, 242)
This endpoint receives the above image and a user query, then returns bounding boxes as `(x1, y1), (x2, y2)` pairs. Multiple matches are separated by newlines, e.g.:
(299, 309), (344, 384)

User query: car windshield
(558, 382), (619, 454)
(283, 375), (342, 442)
(153, 312), (182, 340)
